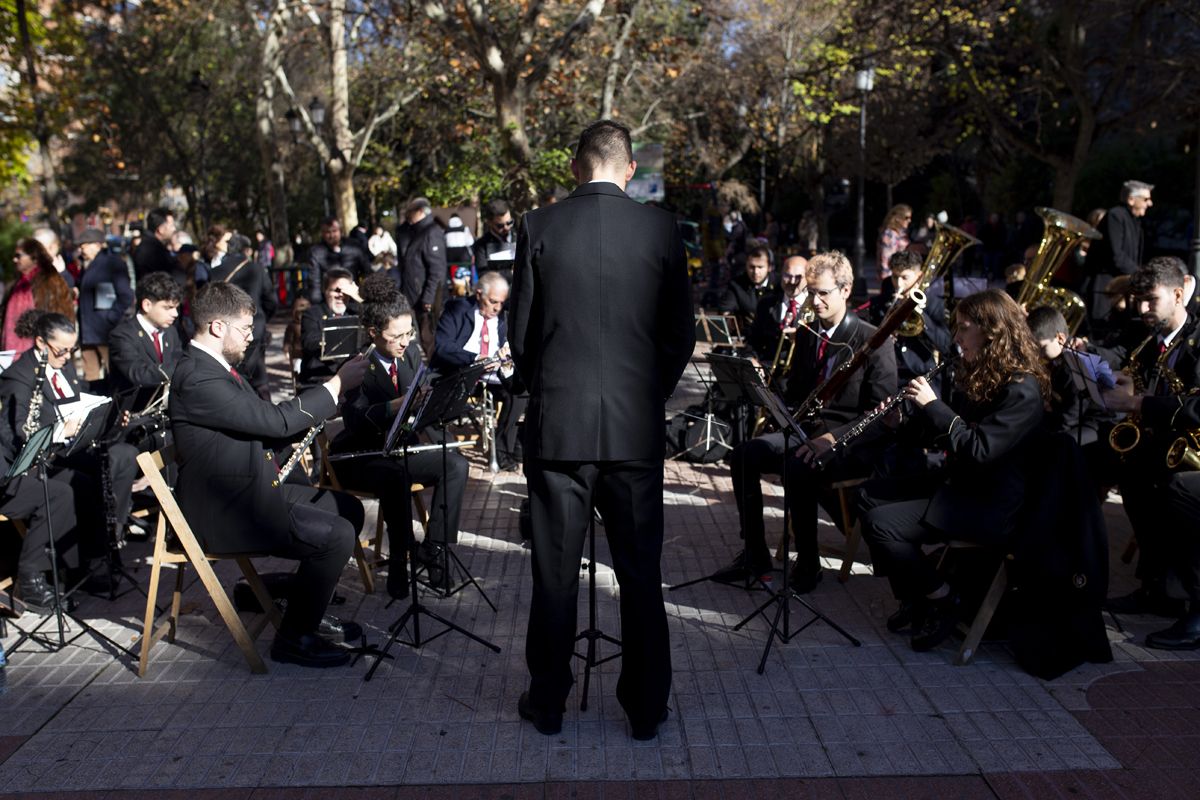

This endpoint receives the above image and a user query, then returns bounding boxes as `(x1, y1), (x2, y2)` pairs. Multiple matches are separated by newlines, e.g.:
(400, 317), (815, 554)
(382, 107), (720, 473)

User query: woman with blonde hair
(857, 289), (1049, 651)
(877, 203), (913, 289)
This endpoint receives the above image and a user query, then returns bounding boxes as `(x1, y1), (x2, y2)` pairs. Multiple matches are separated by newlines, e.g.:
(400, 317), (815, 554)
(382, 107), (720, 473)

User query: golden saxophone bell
(1108, 420), (1142, 454)
(1166, 431), (1200, 470)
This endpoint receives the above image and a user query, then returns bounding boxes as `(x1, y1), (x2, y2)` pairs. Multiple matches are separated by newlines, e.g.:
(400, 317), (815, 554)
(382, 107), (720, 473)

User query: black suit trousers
(524, 458), (671, 726)
(6, 473), (77, 574)
(1165, 472), (1200, 602)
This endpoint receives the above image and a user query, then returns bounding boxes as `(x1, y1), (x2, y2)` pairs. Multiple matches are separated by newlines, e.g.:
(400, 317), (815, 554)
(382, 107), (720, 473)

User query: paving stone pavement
(0, 323), (1192, 795)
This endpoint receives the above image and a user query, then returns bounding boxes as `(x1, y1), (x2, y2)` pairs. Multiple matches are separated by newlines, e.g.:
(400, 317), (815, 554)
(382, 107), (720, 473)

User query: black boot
(386, 548), (410, 600)
(18, 572), (55, 615)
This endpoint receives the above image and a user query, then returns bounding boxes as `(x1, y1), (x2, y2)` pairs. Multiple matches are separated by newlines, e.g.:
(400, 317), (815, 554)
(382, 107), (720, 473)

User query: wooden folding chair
(938, 540), (1012, 666)
(314, 432), (429, 593)
(135, 447), (283, 677)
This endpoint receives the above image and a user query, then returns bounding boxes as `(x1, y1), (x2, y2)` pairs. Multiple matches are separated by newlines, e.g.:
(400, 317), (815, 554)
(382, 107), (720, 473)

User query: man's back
(511, 182), (694, 461)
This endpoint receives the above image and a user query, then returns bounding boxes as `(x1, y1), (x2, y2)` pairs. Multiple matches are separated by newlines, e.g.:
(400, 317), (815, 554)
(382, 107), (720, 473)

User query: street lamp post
(287, 99), (331, 218)
(853, 65), (875, 281)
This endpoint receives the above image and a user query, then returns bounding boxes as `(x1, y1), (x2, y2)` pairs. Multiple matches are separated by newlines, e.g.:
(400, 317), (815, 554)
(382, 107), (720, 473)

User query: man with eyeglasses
(473, 198), (517, 282)
(299, 268), (363, 387)
(1088, 180), (1154, 317)
(170, 282), (370, 667)
(748, 254), (808, 367)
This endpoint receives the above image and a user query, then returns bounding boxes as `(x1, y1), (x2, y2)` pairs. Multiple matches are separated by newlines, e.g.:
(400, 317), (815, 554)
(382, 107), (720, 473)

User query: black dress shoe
(1146, 612), (1200, 650)
(630, 707), (670, 741)
(416, 543), (447, 588)
(270, 631), (351, 668)
(711, 549), (772, 584)
(911, 591), (961, 652)
(1105, 588), (1187, 618)
(317, 615), (363, 644)
(17, 573), (55, 615)
(886, 601), (916, 633)
(788, 564), (823, 595)
(518, 691), (563, 735)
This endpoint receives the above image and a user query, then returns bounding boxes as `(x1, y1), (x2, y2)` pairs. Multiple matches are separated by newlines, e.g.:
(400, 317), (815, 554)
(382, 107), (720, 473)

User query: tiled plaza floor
(0, 323), (1195, 798)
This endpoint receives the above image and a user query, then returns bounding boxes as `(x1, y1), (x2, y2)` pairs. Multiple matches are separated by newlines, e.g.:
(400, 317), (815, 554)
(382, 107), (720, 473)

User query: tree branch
(525, 0), (606, 91)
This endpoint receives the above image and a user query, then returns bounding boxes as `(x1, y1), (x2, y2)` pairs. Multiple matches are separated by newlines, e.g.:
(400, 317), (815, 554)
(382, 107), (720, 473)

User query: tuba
(897, 222), (981, 337)
(1015, 207), (1099, 335)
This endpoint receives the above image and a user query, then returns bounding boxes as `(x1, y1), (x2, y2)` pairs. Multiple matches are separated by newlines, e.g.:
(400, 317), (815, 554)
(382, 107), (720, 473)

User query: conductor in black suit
(169, 282), (370, 668)
(510, 120), (695, 740)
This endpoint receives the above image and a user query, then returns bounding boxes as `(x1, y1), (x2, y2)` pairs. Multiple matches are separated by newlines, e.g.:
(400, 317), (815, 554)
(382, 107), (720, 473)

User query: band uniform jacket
(77, 251), (134, 346)
(1128, 314), (1200, 448)
(917, 375), (1045, 541)
(299, 301), (361, 385)
(748, 290), (789, 361)
(169, 349), (335, 554)
(783, 311), (898, 440)
(332, 347), (422, 455)
(717, 272), (773, 332)
(0, 350), (84, 447)
(510, 181), (695, 461)
(108, 316), (183, 392)
(400, 215), (447, 310)
(431, 297), (507, 371)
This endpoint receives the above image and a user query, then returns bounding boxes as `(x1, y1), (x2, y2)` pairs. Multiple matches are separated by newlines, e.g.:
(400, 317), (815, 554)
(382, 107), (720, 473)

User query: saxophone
(22, 348), (48, 441)
(1109, 334), (1184, 455)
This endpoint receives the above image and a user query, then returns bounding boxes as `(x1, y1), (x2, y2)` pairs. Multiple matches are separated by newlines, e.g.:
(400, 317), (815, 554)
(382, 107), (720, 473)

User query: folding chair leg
(354, 538), (375, 594)
(839, 521), (862, 583)
(236, 558), (283, 632)
(191, 557), (266, 674)
(955, 562), (1008, 666)
(138, 539), (166, 677)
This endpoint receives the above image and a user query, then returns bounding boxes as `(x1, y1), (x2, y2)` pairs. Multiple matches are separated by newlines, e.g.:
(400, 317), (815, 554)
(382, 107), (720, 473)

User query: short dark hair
(1147, 255), (1188, 280)
(15, 310), (75, 342)
(146, 207), (173, 235)
(1027, 306), (1068, 341)
(484, 199), (510, 220)
(745, 242), (771, 264)
(192, 282), (255, 330)
(1131, 260), (1185, 296)
(137, 272), (184, 307)
(889, 250), (924, 274)
(320, 216), (341, 230)
(574, 120), (633, 175)
(322, 267), (354, 291)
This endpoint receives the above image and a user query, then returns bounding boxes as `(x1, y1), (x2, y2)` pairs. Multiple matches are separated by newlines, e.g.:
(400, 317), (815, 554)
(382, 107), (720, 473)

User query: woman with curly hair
(2, 238), (76, 354)
(857, 289), (1049, 651)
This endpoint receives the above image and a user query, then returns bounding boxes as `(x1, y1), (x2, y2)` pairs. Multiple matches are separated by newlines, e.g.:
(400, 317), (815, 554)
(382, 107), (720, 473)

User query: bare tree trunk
(497, 88), (537, 208)
(600, 0), (642, 118)
(328, 0), (357, 228)
(16, 0), (61, 232)
(255, 0), (293, 268)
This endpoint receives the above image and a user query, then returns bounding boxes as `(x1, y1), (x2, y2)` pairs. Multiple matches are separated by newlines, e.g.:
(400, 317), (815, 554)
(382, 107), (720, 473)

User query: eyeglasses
(46, 343), (78, 358)
(781, 274), (805, 284)
(221, 319), (254, 340)
(382, 329), (416, 344)
(495, 219), (514, 229)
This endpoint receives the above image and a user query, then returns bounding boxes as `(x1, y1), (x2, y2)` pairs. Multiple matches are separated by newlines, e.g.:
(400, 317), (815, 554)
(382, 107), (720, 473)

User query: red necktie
(50, 373), (66, 399)
(229, 367), (242, 384)
(151, 330), (163, 363)
(389, 361), (399, 392)
(480, 322), (490, 358)
(816, 332), (830, 362)
(784, 300), (798, 328)
(1159, 339), (1168, 355)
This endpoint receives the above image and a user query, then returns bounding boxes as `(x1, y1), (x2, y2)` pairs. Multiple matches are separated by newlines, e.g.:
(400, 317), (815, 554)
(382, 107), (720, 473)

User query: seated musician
(1028, 306), (1116, 448)
(432, 270), (527, 470)
(858, 289), (1048, 651)
(0, 311), (139, 589)
(298, 267), (362, 387)
(1105, 260), (1200, 618)
(1106, 361), (1200, 649)
(108, 271), (184, 393)
(748, 255), (808, 370)
(717, 251), (897, 589)
(717, 242), (774, 335)
(330, 275), (469, 599)
(169, 282), (369, 667)
(867, 250), (953, 385)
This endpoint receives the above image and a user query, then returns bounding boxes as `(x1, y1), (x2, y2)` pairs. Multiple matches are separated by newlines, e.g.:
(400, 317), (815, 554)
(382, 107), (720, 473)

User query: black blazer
(308, 240), (372, 301)
(1088, 204), (1143, 276)
(298, 301), (360, 384)
(867, 293), (953, 383)
(432, 297), (507, 371)
(748, 291), (790, 360)
(108, 316), (183, 393)
(332, 348), (422, 454)
(132, 237), (177, 281)
(510, 181), (695, 461)
(77, 251), (134, 346)
(169, 348), (335, 553)
(783, 312), (898, 437)
(918, 375), (1045, 540)
(0, 349), (83, 447)
(717, 273), (773, 330)
(400, 215), (447, 309)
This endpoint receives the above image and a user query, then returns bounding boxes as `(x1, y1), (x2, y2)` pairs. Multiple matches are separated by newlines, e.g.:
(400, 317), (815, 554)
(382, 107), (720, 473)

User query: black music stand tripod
(573, 510), (621, 711)
(365, 365), (501, 681)
(732, 385), (860, 674)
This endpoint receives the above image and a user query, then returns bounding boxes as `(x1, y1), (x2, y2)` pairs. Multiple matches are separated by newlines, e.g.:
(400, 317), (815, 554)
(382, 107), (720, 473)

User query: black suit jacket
(748, 291), (789, 360)
(400, 215), (447, 308)
(1131, 315), (1200, 437)
(511, 181), (695, 461)
(0, 350), (84, 447)
(169, 347), (336, 553)
(308, 240), (372, 301)
(298, 301), (360, 384)
(718, 273), (773, 330)
(1088, 204), (1143, 276)
(211, 255), (278, 333)
(867, 293), (953, 382)
(133, 237), (177, 281)
(332, 348), (422, 454)
(432, 297), (507, 371)
(108, 316), (183, 393)
(783, 312), (898, 437)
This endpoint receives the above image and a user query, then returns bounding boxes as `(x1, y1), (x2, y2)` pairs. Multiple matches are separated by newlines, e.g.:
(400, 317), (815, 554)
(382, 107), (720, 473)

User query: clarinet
(815, 360), (948, 469)
(272, 421), (325, 488)
(22, 348), (48, 441)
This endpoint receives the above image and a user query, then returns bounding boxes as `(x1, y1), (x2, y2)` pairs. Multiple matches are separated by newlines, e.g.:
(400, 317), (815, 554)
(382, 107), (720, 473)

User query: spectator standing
(132, 208), (179, 280)
(444, 213), (475, 295)
(877, 204), (912, 287)
(32, 227), (76, 289)
(308, 217), (372, 301)
(399, 197), (447, 356)
(1, 238), (75, 354)
(211, 234), (277, 398)
(75, 228), (134, 383)
(367, 225), (398, 261)
(1087, 180), (1154, 316)
(473, 199), (517, 281)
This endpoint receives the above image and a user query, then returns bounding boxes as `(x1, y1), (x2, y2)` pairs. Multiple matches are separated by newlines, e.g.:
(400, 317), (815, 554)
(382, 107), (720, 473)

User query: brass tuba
(1015, 207), (1099, 335)
(897, 222), (981, 337)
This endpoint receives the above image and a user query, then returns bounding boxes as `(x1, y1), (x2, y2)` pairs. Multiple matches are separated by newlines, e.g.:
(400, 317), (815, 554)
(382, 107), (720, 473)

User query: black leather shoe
(788, 565), (823, 595)
(630, 707), (670, 741)
(1105, 588), (1187, 618)
(416, 543), (447, 588)
(711, 549), (772, 584)
(386, 550), (410, 600)
(317, 615), (363, 644)
(886, 601), (916, 633)
(518, 691), (563, 735)
(17, 573), (55, 615)
(1146, 612), (1200, 650)
(911, 591), (961, 652)
(270, 631), (351, 668)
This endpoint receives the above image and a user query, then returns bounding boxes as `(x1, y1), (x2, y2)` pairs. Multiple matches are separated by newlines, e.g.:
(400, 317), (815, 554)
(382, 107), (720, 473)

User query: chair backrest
(315, 430), (345, 492)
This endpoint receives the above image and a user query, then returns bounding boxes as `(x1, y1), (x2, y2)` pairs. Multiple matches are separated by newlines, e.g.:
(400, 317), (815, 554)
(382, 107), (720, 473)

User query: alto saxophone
(1109, 334), (1183, 455)
(22, 348), (48, 441)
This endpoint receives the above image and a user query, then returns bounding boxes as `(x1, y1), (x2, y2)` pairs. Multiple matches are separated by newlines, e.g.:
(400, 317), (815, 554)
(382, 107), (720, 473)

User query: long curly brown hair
(952, 289), (1050, 404)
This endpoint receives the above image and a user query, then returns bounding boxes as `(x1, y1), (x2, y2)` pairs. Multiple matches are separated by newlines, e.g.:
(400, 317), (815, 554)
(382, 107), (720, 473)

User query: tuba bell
(1015, 208), (1099, 335)
(897, 222), (981, 337)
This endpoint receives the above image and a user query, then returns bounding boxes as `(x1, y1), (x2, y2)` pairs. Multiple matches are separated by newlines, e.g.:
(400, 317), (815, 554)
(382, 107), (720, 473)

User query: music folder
(383, 361), (429, 454)
(320, 315), (364, 361)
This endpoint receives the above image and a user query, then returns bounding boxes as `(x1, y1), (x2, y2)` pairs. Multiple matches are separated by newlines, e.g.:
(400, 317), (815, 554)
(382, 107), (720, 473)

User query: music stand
(694, 311), (741, 346)
(669, 354), (769, 593)
(364, 361), (500, 682)
(573, 511), (620, 711)
(1060, 348), (1113, 447)
(732, 383), (860, 675)
(319, 315), (364, 361)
